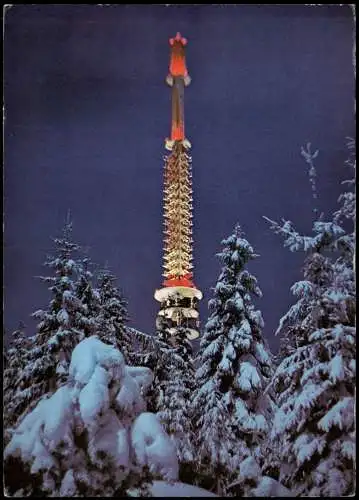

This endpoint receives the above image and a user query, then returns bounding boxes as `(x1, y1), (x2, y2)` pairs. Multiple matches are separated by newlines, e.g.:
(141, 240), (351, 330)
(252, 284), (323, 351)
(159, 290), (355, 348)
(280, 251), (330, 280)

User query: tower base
(154, 286), (202, 340)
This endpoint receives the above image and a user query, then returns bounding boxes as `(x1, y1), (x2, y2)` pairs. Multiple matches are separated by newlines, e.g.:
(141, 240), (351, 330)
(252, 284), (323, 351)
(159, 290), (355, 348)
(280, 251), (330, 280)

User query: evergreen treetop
(263, 143), (356, 496)
(192, 224), (274, 495)
(96, 265), (131, 361)
(5, 218), (87, 430)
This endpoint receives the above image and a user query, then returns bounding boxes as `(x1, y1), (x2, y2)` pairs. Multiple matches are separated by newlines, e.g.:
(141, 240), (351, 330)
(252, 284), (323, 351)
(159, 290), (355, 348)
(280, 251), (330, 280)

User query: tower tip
(169, 32), (187, 46)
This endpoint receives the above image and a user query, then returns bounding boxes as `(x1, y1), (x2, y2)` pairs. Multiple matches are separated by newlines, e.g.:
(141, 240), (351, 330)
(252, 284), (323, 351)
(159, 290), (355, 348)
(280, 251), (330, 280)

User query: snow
(69, 335), (125, 387)
(69, 338), (98, 385)
(5, 397), (50, 462)
(131, 412), (178, 481)
(128, 480), (219, 497)
(254, 342), (271, 365)
(202, 337), (223, 359)
(232, 293), (244, 311)
(203, 316), (219, 330)
(235, 398), (268, 434)
(126, 365), (153, 392)
(252, 476), (294, 497)
(87, 409), (129, 471)
(79, 365), (110, 428)
(325, 289), (348, 303)
(56, 362), (67, 375)
(30, 440), (56, 474)
(293, 433), (326, 466)
(195, 359), (212, 380)
(291, 280), (314, 297)
(218, 355), (231, 373)
(59, 469), (76, 496)
(235, 334), (251, 351)
(62, 290), (75, 301)
(5, 336), (179, 496)
(294, 380), (331, 413)
(341, 436), (355, 460)
(56, 308), (70, 325)
(329, 354), (345, 383)
(196, 378), (217, 398)
(313, 221), (345, 238)
(349, 358), (356, 372)
(318, 397), (354, 432)
(115, 370), (145, 418)
(249, 308), (264, 327)
(65, 258), (76, 270)
(237, 361), (262, 392)
(239, 456), (261, 479)
(43, 385), (73, 447)
(31, 309), (45, 318)
(238, 318), (251, 336)
(223, 342), (236, 361)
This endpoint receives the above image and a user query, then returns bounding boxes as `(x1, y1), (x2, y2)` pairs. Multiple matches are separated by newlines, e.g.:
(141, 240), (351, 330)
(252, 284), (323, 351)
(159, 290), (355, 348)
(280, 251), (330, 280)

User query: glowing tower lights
(154, 33), (202, 341)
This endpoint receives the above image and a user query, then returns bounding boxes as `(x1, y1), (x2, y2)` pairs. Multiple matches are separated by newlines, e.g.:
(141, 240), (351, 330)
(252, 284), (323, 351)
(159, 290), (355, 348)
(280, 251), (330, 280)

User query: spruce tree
(333, 137), (355, 228)
(74, 256), (101, 338)
(155, 327), (196, 483)
(269, 139), (355, 369)
(5, 219), (89, 430)
(264, 223), (355, 495)
(96, 267), (131, 362)
(4, 322), (33, 431)
(263, 144), (355, 495)
(126, 327), (158, 371)
(127, 326), (197, 482)
(31, 219), (87, 378)
(192, 224), (274, 495)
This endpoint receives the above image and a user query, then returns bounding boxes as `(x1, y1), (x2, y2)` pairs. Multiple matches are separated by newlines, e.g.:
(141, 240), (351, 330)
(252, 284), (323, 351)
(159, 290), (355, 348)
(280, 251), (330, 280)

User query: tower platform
(154, 285), (202, 340)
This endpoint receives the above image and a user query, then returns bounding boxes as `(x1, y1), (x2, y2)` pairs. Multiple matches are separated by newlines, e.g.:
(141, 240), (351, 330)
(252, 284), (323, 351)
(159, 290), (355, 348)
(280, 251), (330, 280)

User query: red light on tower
(168, 31), (189, 78)
(165, 32), (191, 143)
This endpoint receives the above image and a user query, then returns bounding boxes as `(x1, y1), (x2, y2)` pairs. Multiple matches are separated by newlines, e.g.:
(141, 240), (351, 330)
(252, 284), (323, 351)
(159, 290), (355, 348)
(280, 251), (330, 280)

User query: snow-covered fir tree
(126, 328), (173, 416)
(271, 237), (339, 368)
(4, 322), (33, 431)
(333, 137), (356, 228)
(264, 228), (356, 496)
(95, 266), (131, 362)
(125, 327), (157, 370)
(332, 137), (356, 318)
(74, 256), (101, 338)
(263, 144), (356, 496)
(31, 218), (88, 372)
(155, 327), (196, 483)
(5, 219), (90, 431)
(4, 336), (179, 497)
(272, 140), (355, 369)
(125, 325), (197, 483)
(264, 141), (355, 366)
(192, 224), (274, 496)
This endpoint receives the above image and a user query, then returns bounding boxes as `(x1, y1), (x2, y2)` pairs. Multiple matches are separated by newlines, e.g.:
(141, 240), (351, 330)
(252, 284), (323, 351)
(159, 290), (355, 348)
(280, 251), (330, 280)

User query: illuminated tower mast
(154, 32), (202, 341)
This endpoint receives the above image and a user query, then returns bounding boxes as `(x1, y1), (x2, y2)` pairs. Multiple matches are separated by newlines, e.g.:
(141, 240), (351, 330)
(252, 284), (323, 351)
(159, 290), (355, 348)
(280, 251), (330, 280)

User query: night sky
(4, 4), (355, 352)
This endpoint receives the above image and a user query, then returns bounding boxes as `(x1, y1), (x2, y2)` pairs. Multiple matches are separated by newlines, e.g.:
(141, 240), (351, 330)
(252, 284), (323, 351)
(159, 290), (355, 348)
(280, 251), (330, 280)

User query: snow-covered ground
(128, 480), (219, 497)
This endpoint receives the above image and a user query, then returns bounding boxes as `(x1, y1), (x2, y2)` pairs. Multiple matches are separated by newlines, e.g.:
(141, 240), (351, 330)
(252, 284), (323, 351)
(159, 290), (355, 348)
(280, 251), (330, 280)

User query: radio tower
(154, 32), (202, 341)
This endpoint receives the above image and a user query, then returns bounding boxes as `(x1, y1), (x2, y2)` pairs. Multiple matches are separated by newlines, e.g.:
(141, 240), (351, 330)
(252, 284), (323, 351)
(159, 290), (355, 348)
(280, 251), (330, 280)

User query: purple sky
(4, 5), (355, 352)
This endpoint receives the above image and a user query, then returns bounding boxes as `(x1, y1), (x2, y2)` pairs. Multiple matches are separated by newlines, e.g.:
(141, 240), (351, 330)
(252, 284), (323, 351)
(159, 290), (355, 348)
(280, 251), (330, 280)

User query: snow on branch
(317, 397), (354, 433)
(263, 216), (313, 252)
(263, 215), (345, 254)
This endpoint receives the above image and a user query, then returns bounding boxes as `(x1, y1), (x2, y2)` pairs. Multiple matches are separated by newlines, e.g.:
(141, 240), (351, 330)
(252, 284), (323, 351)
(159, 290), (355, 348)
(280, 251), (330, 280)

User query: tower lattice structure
(154, 32), (202, 341)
